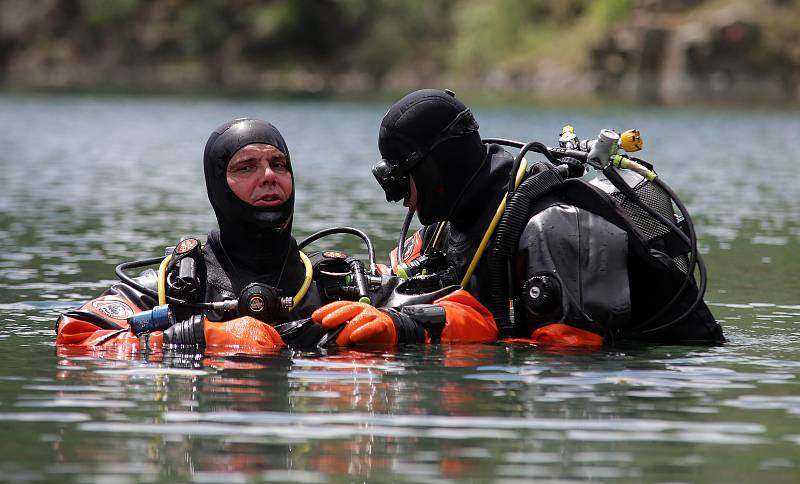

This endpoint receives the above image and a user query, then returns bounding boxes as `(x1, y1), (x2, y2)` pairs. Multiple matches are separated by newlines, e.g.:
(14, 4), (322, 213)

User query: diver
(56, 118), (343, 352)
(56, 117), (499, 353)
(366, 88), (725, 346)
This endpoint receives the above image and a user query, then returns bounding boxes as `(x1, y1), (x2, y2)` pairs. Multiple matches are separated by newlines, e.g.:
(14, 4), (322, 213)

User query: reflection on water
(6, 336), (798, 482)
(0, 94), (799, 482)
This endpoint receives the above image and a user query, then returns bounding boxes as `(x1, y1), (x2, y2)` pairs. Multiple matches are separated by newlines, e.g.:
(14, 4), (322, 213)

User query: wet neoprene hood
(378, 89), (484, 225)
(203, 118), (294, 232)
(201, 118), (303, 295)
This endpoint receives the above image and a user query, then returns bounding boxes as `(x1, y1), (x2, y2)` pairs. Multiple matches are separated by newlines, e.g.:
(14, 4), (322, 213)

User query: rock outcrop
(1, 0), (798, 105)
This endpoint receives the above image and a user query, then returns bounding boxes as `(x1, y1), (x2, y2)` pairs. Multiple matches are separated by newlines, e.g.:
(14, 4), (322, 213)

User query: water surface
(0, 94), (798, 482)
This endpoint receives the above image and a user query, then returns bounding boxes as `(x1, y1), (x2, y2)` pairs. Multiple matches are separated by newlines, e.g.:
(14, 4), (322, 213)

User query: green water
(0, 94), (798, 483)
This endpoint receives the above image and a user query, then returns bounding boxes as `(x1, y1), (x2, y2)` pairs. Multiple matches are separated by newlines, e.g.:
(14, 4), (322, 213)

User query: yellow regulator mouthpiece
(620, 129), (643, 152)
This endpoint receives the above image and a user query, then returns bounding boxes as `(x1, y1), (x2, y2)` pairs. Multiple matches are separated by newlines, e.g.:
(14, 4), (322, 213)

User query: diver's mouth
(253, 194), (284, 207)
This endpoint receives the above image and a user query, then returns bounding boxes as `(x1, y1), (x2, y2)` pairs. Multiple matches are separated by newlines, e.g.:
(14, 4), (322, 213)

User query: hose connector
(128, 304), (175, 335)
(559, 125), (579, 149)
(586, 129), (620, 168)
(210, 299), (239, 312)
(346, 257), (372, 305)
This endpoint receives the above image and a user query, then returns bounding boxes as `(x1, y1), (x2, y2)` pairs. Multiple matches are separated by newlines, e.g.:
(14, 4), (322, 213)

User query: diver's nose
(259, 162), (278, 184)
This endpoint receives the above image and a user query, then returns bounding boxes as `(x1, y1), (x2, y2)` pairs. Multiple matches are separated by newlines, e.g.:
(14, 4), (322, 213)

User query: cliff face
(588, 0), (800, 104)
(1, 0), (798, 105)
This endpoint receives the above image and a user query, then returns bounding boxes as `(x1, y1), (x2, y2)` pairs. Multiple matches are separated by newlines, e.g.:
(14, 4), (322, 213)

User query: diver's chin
(416, 211), (437, 226)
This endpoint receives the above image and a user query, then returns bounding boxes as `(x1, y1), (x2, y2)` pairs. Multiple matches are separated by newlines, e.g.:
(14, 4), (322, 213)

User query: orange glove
(433, 289), (497, 343)
(312, 301), (398, 347)
(529, 323), (603, 347)
(203, 316), (286, 353)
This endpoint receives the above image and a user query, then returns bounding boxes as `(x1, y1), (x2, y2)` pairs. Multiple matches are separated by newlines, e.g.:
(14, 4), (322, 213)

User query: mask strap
(391, 108), (479, 177)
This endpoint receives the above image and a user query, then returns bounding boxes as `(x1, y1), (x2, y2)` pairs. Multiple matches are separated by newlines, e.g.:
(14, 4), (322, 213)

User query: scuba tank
(483, 127), (720, 343)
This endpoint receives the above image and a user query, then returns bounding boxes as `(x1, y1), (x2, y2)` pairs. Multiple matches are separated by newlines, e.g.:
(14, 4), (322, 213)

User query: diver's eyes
(270, 159), (288, 173)
(229, 157), (287, 176)
(230, 162), (256, 174)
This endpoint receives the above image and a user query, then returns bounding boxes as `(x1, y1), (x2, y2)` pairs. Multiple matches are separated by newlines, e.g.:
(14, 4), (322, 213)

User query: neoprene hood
(378, 89), (485, 225)
(202, 118), (302, 293)
(204, 118), (294, 233)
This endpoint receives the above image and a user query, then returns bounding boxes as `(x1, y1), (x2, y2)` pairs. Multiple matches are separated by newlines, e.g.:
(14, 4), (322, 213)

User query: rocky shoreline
(1, 0), (798, 106)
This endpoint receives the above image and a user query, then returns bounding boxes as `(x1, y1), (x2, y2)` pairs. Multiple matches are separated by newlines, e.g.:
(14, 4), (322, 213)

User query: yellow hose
(430, 221), (447, 250)
(290, 251), (313, 310)
(612, 154), (657, 181)
(460, 159), (528, 287)
(157, 254), (172, 305)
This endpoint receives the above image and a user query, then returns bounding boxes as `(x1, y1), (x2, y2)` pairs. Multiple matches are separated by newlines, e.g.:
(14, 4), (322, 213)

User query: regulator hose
(600, 166), (706, 334)
(636, 177), (708, 334)
(482, 138), (560, 194)
(115, 257), (215, 310)
(507, 142), (559, 194)
(483, 138), (525, 149)
(298, 226), (377, 275)
(484, 138), (560, 166)
(488, 168), (565, 338)
(396, 208), (415, 266)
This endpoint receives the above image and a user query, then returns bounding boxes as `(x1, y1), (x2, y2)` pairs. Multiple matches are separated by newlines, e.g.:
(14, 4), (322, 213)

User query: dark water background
(0, 94), (798, 483)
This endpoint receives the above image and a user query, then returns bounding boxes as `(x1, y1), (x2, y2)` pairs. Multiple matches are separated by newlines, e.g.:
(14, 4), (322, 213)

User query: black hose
(600, 166), (705, 334)
(488, 168), (564, 337)
(641, 255), (708, 335)
(636, 177), (708, 334)
(484, 139), (571, 193)
(483, 138), (524, 149)
(115, 257), (162, 298)
(505, 142), (560, 195)
(115, 258), (216, 310)
(528, 143), (565, 166)
(397, 209), (415, 263)
(298, 226), (377, 275)
(602, 166), (692, 248)
(640, 177), (700, 322)
(546, 146), (589, 161)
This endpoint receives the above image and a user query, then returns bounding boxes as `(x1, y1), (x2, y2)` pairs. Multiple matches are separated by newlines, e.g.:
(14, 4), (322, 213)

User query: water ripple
(0, 412), (91, 422)
(2, 95), (800, 482)
(70, 411), (770, 446)
(722, 395), (800, 414)
(94, 367), (210, 377)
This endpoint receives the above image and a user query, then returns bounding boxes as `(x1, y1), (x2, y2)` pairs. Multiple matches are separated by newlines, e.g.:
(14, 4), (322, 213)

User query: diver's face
(226, 143), (293, 208)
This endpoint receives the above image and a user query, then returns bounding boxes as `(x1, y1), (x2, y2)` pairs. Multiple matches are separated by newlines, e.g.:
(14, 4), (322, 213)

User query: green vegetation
(1, 0), (798, 105)
(80, 0), (142, 29)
